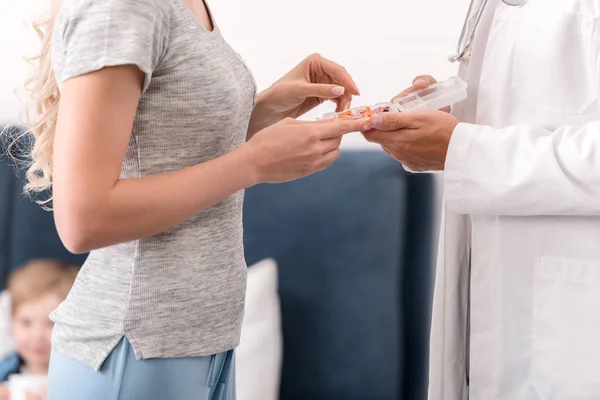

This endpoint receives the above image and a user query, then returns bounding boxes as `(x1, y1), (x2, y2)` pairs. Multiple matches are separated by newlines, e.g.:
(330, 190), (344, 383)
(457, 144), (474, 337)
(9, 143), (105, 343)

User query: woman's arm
(53, 65), (257, 253)
(247, 90), (276, 138)
(53, 65), (366, 253)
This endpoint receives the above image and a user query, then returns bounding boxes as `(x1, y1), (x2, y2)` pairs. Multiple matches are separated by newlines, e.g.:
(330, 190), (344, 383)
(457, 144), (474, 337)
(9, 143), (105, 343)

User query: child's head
(7, 260), (77, 371)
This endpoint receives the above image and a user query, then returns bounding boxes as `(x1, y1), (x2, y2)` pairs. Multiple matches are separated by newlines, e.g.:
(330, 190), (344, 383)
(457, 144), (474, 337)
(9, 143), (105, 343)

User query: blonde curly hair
(20, 0), (63, 202)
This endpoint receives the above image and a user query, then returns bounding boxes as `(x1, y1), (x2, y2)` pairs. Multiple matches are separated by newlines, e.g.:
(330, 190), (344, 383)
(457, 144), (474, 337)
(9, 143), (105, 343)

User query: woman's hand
(0, 384), (9, 400)
(248, 54), (360, 136)
(244, 117), (368, 183)
(266, 53), (360, 116)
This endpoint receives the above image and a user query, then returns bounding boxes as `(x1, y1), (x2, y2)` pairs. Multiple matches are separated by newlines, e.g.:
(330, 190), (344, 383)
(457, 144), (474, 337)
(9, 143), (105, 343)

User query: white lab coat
(429, 0), (600, 399)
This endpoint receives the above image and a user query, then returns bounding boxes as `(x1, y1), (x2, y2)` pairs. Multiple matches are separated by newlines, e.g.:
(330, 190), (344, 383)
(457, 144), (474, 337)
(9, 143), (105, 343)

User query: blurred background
(1, 0), (468, 142)
(0, 1), (468, 399)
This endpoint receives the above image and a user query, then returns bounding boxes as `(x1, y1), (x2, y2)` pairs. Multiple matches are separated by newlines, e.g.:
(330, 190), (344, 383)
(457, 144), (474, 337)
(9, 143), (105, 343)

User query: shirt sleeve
(444, 121), (600, 216)
(56, 0), (171, 92)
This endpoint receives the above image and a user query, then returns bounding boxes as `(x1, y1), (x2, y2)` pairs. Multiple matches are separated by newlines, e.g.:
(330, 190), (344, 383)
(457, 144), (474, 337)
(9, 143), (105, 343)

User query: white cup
(8, 374), (47, 400)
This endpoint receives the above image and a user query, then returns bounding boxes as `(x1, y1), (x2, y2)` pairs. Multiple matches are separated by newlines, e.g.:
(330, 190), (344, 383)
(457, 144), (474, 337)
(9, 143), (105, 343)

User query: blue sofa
(0, 127), (436, 400)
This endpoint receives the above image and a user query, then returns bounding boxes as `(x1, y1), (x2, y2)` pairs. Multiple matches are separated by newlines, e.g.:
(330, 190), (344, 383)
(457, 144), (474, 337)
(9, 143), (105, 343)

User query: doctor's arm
(443, 121), (600, 216)
(362, 111), (600, 216)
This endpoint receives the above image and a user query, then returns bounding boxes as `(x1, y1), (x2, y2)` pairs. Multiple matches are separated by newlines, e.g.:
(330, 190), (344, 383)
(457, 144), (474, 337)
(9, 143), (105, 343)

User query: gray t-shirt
(50, 0), (257, 371)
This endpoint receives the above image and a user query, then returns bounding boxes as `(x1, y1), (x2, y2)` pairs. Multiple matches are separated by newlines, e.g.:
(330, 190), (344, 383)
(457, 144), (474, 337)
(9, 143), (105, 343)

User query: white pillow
(0, 291), (14, 359)
(236, 258), (283, 400)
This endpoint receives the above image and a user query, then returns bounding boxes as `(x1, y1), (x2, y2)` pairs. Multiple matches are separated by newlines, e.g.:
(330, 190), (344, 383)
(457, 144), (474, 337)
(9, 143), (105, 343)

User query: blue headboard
(244, 150), (435, 400)
(0, 126), (436, 399)
(0, 127), (86, 287)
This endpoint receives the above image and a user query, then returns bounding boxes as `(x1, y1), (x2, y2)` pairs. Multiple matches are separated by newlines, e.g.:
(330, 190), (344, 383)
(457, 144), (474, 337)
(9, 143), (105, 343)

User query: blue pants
(48, 338), (236, 400)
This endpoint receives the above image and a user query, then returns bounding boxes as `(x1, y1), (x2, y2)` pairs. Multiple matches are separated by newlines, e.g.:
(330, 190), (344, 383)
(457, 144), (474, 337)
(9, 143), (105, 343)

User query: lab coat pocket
(512, 10), (597, 115)
(531, 257), (600, 399)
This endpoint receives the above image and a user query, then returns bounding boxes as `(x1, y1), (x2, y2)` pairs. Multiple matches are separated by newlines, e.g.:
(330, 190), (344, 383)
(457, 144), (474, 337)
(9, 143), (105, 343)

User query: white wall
(209, 0), (470, 148)
(1, 0), (469, 145)
(0, 0), (50, 125)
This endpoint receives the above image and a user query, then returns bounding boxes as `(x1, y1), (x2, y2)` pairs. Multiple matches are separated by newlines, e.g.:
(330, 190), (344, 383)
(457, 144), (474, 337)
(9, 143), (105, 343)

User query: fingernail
(345, 101), (351, 110)
(331, 86), (345, 96)
(415, 79), (428, 87)
(370, 114), (382, 128)
(362, 123), (372, 131)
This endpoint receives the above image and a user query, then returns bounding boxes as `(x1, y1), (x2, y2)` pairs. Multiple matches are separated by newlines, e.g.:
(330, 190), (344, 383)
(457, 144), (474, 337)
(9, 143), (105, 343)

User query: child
(0, 260), (78, 399)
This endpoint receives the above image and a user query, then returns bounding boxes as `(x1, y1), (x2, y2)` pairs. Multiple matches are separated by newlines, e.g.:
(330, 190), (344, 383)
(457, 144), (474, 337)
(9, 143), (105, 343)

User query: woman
(23, 0), (368, 398)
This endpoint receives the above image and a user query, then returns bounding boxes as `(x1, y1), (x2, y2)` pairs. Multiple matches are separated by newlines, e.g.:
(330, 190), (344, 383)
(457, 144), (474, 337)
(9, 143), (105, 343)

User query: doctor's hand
(362, 110), (459, 171)
(248, 54), (360, 137)
(392, 75), (451, 113)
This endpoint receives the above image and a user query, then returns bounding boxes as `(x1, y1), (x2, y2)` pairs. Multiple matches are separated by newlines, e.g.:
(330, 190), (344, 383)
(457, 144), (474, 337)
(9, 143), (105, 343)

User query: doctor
(362, 0), (600, 399)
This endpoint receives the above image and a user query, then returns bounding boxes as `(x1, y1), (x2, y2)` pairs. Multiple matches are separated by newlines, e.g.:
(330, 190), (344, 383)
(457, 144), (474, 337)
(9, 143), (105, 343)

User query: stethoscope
(449, 0), (530, 63)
